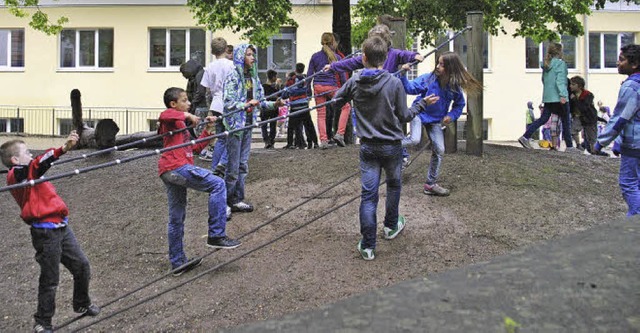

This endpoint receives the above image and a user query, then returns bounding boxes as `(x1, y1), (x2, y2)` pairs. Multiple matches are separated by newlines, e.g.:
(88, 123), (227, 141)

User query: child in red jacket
(1, 131), (100, 333)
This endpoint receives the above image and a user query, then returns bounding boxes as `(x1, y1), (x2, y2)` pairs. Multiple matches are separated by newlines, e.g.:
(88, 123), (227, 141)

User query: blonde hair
(543, 42), (563, 69)
(368, 24), (393, 48)
(321, 32), (337, 63)
(436, 51), (483, 96)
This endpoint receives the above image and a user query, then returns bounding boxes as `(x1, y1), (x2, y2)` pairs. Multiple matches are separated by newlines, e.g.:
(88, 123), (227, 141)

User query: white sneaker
(383, 216), (406, 240)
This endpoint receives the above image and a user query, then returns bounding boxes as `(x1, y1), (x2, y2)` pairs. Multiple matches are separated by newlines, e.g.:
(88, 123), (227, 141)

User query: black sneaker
(207, 236), (241, 249)
(33, 324), (53, 333)
(74, 304), (101, 316)
(231, 201), (254, 212)
(171, 257), (203, 277)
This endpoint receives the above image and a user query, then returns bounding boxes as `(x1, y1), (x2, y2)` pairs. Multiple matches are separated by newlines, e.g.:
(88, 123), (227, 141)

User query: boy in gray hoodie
(333, 36), (437, 260)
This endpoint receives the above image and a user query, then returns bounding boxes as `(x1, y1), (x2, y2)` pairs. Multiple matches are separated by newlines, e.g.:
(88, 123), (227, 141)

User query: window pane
(150, 29), (166, 67)
(98, 29), (114, 67)
(604, 34), (617, 68)
(11, 29), (24, 67)
(621, 32), (635, 47)
(588, 33), (600, 69)
(561, 35), (576, 68)
(0, 30), (8, 66)
(257, 47), (267, 70)
(525, 38), (540, 68)
(60, 30), (76, 67)
(189, 29), (206, 66)
(79, 31), (95, 66)
(170, 30), (186, 66)
(272, 39), (294, 71)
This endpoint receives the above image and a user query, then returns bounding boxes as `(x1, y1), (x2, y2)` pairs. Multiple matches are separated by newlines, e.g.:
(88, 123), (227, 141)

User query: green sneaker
(383, 215), (406, 240)
(357, 240), (375, 260)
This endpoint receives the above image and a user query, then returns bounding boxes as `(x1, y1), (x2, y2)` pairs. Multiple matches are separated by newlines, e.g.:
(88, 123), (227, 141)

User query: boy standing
(594, 44), (640, 216)
(1, 131), (100, 333)
(158, 87), (240, 276)
(568, 75), (599, 154)
(333, 37), (437, 260)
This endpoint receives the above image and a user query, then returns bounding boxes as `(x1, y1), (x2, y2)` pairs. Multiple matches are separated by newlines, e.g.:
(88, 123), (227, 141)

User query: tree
(4, 0), (68, 35)
(351, 0), (640, 48)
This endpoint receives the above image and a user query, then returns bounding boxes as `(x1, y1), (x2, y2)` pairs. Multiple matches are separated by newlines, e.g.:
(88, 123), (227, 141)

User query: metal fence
(0, 105), (164, 136)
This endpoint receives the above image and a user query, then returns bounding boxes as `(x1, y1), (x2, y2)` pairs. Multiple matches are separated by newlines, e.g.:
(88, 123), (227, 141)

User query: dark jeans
(30, 225), (92, 327)
(524, 102), (573, 147)
(287, 107), (306, 147)
(300, 110), (318, 145)
(359, 141), (403, 249)
(260, 109), (278, 144)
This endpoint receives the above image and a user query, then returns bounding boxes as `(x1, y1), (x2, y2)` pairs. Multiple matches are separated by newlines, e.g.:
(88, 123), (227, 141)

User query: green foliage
(186, 0), (297, 47)
(352, 0), (640, 48)
(503, 316), (521, 333)
(4, 0), (68, 35)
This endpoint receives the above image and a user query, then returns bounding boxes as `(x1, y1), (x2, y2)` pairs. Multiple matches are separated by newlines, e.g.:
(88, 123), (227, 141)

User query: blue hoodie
(597, 73), (640, 157)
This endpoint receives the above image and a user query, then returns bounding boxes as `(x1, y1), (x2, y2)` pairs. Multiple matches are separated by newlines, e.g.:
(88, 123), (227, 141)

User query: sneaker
(313, 143), (320, 149)
(518, 136), (533, 149)
(207, 236), (241, 249)
(307, 142), (313, 149)
(319, 141), (336, 150)
(171, 257), (203, 277)
(564, 147), (581, 154)
(383, 216), (406, 240)
(356, 240), (375, 260)
(213, 164), (226, 178)
(226, 205), (232, 221)
(199, 148), (213, 161)
(423, 183), (450, 196)
(333, 133), (346, 147)
(74, 304), (101, 316)
(231, 201), (254, 212)
(401, 157), (411, 170)
(33, 324), (53, 333)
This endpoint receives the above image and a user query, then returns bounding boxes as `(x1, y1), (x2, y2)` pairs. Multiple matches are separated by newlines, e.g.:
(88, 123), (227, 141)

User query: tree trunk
(332, 0), (354, 144)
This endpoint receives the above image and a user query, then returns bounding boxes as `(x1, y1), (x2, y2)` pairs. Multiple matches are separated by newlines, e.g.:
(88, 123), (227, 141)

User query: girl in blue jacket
(400, 51), (482, 196)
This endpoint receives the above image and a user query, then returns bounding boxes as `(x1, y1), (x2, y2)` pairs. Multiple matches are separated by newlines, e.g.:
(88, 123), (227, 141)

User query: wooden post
(466, 11), (484, 156)
(444, 122), (457, 153)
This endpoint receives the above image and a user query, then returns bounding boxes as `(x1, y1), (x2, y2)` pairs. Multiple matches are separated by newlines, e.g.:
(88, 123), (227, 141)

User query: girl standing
(400, 51), (482, 196)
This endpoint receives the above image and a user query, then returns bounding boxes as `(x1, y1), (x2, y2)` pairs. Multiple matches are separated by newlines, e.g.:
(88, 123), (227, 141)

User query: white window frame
(58, 28), (114, 71)
(588, 32), (635, 73)
(256, 27), (297, 82)
(0, 28), (25, 71)
(148, 28), (206, 71)
(525, 35), (577, 72)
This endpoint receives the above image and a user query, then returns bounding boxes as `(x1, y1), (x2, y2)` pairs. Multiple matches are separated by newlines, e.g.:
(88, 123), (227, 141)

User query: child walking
(1, 131), (100, 333)
(158, 87), (241, 277)
(334, 36), (437, 260)
(400, 51), (482, 196)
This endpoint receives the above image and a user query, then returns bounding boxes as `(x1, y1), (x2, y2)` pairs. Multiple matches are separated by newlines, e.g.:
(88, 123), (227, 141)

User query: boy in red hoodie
(158, 87), (241, 277)
(1, 131), (100, 333)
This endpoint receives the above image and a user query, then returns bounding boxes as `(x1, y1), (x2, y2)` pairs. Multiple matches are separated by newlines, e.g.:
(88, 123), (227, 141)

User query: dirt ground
(0, 140), (625, 332)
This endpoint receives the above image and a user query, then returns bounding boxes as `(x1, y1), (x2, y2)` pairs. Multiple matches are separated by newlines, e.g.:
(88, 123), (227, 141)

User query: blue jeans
(225, 128), (252, 205)
(424, 123), (445, 185)
(161, 164), (228, 268)
(401, 117), (423, 159)
(359, 141), (403, 249)
(211, 118), (228, 169)
(619, 155), (640, 216)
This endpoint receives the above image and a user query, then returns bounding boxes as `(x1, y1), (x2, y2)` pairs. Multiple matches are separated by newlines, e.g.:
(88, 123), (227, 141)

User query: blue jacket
(400, 73), (465, 124)
(597, 73), (640, 157)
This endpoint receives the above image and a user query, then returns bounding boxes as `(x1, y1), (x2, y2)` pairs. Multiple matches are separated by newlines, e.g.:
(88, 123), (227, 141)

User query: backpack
(285, 74), (309, 101)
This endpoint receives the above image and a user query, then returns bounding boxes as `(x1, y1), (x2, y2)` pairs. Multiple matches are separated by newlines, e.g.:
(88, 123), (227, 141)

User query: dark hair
(361, 36), (388, 68)
(295, 62), (305, 74)
(163, 87), (185, 108)
(0, 139), (25, 167)
(621, 44), (640, 69)
(570, 75), (585, 89)
(267, 69), (278, 81)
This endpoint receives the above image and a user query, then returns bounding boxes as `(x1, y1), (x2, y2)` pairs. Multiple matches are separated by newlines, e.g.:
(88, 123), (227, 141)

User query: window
(257, 27), (296, 82)
(406, 41), (419, 80)
(525, 35), (576, 69)
(589, 32), (635, 70)
(59, 29), (114, 69)
(59, 119), (95, 135)
(0, 29), (25, 68)
(149, 28), (205, 68)
(148, 119), (159, 131)
(435, 31), (489, 69)
(457, 119), (489, 140)
(0, 118), (24, 133)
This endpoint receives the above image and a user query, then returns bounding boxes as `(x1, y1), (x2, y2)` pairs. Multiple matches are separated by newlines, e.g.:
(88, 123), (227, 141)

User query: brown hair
(362, 36), (388, 68)
(0, 140), (25, 167)
(436, 51), (483, 96)
(211, 37), (228, 57)
(368, 24), (393, 48)
(321, 32), (337, 63)
(543, 42), (563, 69)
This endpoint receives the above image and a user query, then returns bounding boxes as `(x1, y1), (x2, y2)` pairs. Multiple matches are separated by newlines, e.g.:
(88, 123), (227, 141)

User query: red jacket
(157, 108), (212, 176)
(8, 147), (69, 224)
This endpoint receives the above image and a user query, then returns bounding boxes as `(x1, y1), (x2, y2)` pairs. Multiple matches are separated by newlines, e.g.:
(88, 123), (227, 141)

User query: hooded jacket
(400, 73), (465, 124)
(541, 58), (569, 103)
(597, 73), (640, 157)
(222, 44), (277, 135)
(180, 59), (207, 113)
(334, 69), (428, 142)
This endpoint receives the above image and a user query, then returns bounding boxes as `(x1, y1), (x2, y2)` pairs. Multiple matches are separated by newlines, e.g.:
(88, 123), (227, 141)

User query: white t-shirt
(201, 58), (235, 113)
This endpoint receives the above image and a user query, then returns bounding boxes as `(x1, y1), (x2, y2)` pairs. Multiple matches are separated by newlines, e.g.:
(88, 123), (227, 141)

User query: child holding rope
(1, 131), (100, 333)
(333, 36), (437, 260)
(158, 87), (241, 277)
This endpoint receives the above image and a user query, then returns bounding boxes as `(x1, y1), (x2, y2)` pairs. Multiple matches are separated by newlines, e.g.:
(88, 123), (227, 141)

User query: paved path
(224, 217), (640, 332)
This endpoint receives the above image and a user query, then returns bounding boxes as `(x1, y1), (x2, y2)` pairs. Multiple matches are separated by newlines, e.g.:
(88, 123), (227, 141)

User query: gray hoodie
(334, 70), (428, 142)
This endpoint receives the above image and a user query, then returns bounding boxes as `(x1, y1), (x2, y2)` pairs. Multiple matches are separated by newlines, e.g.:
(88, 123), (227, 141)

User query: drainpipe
(583, 14), (589, 87)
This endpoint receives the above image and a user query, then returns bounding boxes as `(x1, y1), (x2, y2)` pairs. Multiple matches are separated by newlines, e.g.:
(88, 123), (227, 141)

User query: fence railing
(0, 105), (164, 136)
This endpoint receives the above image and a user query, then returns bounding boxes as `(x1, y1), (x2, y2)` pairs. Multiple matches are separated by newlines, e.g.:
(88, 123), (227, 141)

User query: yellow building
(0, 0), (638, 139)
